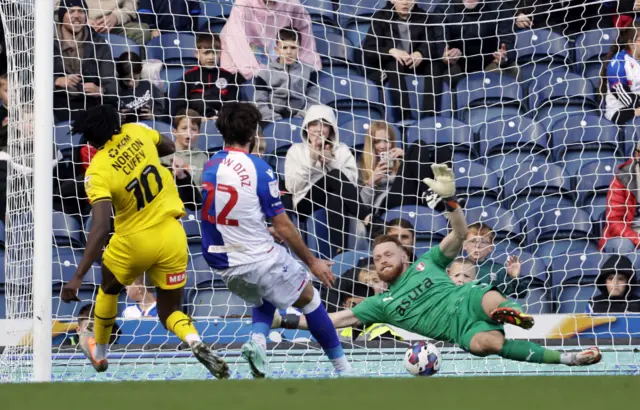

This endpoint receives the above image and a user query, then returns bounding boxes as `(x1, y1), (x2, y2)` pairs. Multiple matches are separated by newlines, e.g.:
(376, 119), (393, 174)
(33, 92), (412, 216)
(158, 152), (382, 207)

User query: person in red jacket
(601, 146), (640, 249)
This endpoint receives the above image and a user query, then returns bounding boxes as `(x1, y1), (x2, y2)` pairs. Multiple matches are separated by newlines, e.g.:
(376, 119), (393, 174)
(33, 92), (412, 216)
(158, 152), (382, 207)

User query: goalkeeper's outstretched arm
(423, 164), (467, 260)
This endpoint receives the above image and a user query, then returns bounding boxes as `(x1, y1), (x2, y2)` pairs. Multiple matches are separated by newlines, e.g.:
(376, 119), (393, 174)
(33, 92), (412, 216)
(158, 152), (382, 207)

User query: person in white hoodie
(285, 105), (376, 254)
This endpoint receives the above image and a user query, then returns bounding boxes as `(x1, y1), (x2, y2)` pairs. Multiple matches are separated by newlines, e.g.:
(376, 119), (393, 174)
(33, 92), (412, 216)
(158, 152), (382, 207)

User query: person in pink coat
(220, 0), (322, 80)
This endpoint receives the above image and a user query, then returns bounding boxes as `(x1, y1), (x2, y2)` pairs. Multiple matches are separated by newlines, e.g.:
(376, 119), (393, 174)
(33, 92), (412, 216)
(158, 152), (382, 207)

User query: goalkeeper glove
(422, 164), (461, 213)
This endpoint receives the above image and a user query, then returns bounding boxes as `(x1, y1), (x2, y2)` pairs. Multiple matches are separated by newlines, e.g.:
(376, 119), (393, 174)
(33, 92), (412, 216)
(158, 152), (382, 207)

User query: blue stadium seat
(382, 206), (448, 239)
(574, 28), (618, 85)
(52, 212), (83, 248)
(306, 208), (333, 259)
(477, 116), (547, 158)
(54, 122), (83, 157)
(575, 160), (616, 216)
(338, 119), (370, 152)
(189, 286), (249, 317)
(98, 33), (140, 58)
(52, 247), (84, 284)
(502, 162), (572, 203)
(318, 72), (383, 118)
(486, 150), (551, 183)
(332, 250), (370, 277)
(0, 219), (4, 248)
(601, 237), (636, 254)
(146, 33), (197, 65)
(138, 120), (173, 137)
(452, 160), (500, 203)
(181, 210), (201, 244)
(261, 118), (305, 154)
(525, 206), (593, 243)
(200, 0), (233, 19)
(383, 74), (438, 124)
(513, 28), (571, 65)
(335, 109), (383, 126)
(199, 121), (224, 152)
(556, 285), (598, 314)
(491, 250), (548, 284)
(534, 239), (599, 269)
(301, 0), (337, 26)
(314, 33), (355, 74)
(519, 64), (570, 95)
(455, 72), (524, 124)
(160, 66), (186, 100)
(550, 252), (603, 288)
(343, 21), (369, 67)
(185, 254), (218, 289)
(337, 0), (386, 26)
(519, 287), (553, 314)
(465, 203), (522, 243)
(550, 114), (621, 174)
(622, 117), (640, 156)
(405, 116), (477, 161)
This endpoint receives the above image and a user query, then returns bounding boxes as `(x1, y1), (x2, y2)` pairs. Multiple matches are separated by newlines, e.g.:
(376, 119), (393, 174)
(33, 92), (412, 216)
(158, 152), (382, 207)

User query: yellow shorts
(103, 217), (188, 290)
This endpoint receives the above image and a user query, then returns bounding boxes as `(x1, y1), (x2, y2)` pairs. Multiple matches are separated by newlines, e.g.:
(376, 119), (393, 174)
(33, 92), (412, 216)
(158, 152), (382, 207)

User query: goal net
(2, 0), (640, 382)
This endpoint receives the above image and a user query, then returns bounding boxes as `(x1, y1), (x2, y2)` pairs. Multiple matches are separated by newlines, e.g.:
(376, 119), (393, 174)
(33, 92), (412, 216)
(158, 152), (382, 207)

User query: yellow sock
(94, 288), (118, 345)
(166, 311), (200, 345)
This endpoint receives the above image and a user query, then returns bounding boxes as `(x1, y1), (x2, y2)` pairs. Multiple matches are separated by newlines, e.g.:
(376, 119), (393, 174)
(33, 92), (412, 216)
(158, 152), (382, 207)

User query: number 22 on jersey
(202, 181), (239, 226)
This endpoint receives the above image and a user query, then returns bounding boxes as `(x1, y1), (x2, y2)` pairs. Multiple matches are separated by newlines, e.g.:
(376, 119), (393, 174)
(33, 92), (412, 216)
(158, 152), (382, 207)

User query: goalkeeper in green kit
(276, 165), (601, 367)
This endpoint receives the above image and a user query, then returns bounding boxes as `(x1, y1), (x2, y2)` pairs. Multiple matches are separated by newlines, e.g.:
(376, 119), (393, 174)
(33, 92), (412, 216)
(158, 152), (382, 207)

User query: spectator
(177, 33), (244, 120)
(123, 275), (158, 319)
(0, 74), (7, 126)
(447, 257), (478, 286)
(64, 303), (121, 345)
(463, 222), (521, 296)
(362, 0), (444, 117)
(385, 218), (416, 260)
(220, 0), (321, 80)
(53, 0), (117, 122)
(137, 0), (200, 37)
(116, 52), (167, 123)
(251, 128), (268, 158)
(358, 120), (452, 213)
(601, 23), (640, 125)
(434, 0), (518, 81)
(601, 140), (640, 249)
(284, 104), (377, 254)
(255, 27), (320, 122)
(160, 109), (206, 209)
(55, 0), (151, 45)
(588, 255), (640, 314)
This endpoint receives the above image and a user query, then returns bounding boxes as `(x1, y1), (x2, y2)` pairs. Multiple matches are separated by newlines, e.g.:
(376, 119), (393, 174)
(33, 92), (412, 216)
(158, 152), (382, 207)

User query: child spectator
(220, 0), (321, 80)
(63, 303), (121, 346)
(160, 109), (207, 209)
(385, 218), (416, 261)
(601, 23), (640, 125)
(116, 52), (167, 123)
(0, 74), (7, 126)
(251, 128), (267, 158)
(255, 27), (320, 122)
(176, 33), (243, 120)
(362, 0), (444, 117)
(588, 255), (640, 314)
(123, 275), (158, 319)
(447, 257), (478, 286)
(463, 222), (521, 296)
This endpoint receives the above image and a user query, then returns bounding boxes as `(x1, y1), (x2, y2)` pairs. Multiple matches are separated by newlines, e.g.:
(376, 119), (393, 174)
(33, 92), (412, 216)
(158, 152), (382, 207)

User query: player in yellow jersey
(61, 105), (229, 379)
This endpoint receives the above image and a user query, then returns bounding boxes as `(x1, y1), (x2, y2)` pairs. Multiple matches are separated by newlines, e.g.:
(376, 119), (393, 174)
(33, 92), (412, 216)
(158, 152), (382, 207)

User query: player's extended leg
(293, 283), (352, 374)
(242, 301), (277, 378)
(84, 263), (124, 372)
(481, 290), (535, 330)
(156, 286), (230, 379)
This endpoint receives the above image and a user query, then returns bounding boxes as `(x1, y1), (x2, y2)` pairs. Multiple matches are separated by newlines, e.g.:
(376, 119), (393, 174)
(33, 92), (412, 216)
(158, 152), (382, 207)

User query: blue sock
(304, 303), (344, 360)
(251, 301), (276, 345)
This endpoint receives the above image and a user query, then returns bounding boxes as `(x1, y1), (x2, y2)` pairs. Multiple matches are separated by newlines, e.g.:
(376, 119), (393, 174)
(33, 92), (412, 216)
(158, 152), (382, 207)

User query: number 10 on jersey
(202, 181), (239, 226)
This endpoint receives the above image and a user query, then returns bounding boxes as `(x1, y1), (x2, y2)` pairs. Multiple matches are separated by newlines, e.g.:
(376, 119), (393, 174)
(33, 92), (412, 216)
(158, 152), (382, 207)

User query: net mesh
(2, 0), (640, 381)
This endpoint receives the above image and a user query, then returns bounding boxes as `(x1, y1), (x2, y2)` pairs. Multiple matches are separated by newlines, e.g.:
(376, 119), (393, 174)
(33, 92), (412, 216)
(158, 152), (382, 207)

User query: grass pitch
(2, 376), (639, 410)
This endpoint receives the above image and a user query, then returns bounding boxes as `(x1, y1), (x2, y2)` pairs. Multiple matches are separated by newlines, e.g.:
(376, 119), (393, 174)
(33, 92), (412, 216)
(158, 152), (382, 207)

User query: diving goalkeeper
(276, 165), (601, 366)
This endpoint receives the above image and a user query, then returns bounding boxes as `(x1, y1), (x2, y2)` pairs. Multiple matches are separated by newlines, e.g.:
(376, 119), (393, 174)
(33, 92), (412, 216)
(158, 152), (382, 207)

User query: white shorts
(216, 245), (310, 310)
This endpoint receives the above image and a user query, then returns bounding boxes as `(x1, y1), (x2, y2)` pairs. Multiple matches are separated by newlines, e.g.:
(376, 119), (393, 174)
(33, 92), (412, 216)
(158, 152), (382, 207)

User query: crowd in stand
(2, 0), (640, 326)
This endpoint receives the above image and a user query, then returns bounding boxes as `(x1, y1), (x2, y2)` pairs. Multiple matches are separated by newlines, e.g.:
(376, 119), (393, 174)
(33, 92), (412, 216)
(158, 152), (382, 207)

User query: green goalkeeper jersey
(351, 246), (460, 342)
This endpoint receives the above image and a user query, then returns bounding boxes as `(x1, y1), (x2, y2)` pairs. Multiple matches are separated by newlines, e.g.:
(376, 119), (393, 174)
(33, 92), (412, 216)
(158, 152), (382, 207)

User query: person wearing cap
(53, 0), (117, 122)
(588, 255), (640, 314)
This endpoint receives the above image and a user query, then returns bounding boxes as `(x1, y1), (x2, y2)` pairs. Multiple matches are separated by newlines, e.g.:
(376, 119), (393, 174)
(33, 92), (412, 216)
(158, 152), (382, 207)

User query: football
(403, 341), (441, 376)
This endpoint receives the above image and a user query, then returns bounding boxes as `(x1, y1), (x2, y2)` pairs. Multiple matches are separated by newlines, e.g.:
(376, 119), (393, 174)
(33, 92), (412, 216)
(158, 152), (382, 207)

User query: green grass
(2, 377), (639, 410)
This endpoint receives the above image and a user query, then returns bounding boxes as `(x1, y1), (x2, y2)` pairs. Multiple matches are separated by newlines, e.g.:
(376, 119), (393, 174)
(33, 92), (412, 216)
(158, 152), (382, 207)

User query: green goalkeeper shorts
(452, 283), (505, 352)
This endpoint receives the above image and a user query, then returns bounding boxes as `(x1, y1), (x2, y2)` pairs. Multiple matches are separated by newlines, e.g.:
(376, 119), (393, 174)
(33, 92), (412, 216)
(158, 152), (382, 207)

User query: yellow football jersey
(84, 123), (186, 236)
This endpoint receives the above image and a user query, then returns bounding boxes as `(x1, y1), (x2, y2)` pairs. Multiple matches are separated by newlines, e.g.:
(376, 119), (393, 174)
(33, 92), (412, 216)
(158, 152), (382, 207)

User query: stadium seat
(146, 33), (198, 65)
(485, 150), (551, 183)
(0, 220), (4, 248)
(54, 121), (83, 157)
(550, 252), (603, 288)
(315, 33), (356, 76)
(601, 237), (636, 254)
(452, 160), (500, 203)
(455, 72), (524, 130)
(556, 284), (598, 314)
(502, 162), (572, 205)
(622, 117), (640, 156)
(52, 212), (83, 248)
(513, 28), (571, 65)
(302, 0), (338, 26)
(189, 286), (249, 317)
(477, 116), (547, 158)
(519, 287), (553, 314)
(534, 239), (599, 271)
(382, 206), (448, 239)
(52, 247), (84, 283)
(383, 74), (439, 124)
(98, 33), (140, 59)
(575, 160), (616, 215)
(180, 210), (201, 244)
(318, 72), (383, 118)
(574, 28), (618, 86)
(519, 63), (570, 95)
(405, 116), (477, 161)
(465, 202), (522, 243)
(338, 119), (370, 152)
(160, 66), (186, 99)
(336, 109), (383, 126)
(525, 206), (593, 243)
(261, 118), (305, 154)
(337, 0), (386, 26)
(550, 114), (621, 174)
(186, 254), (218, 288)
(332, 250), (371, 277)
(491, 250), (548, 283)
(138, 120), (173, 137)
(199, 121), (224, 152)
(343, 20), (370, 67)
